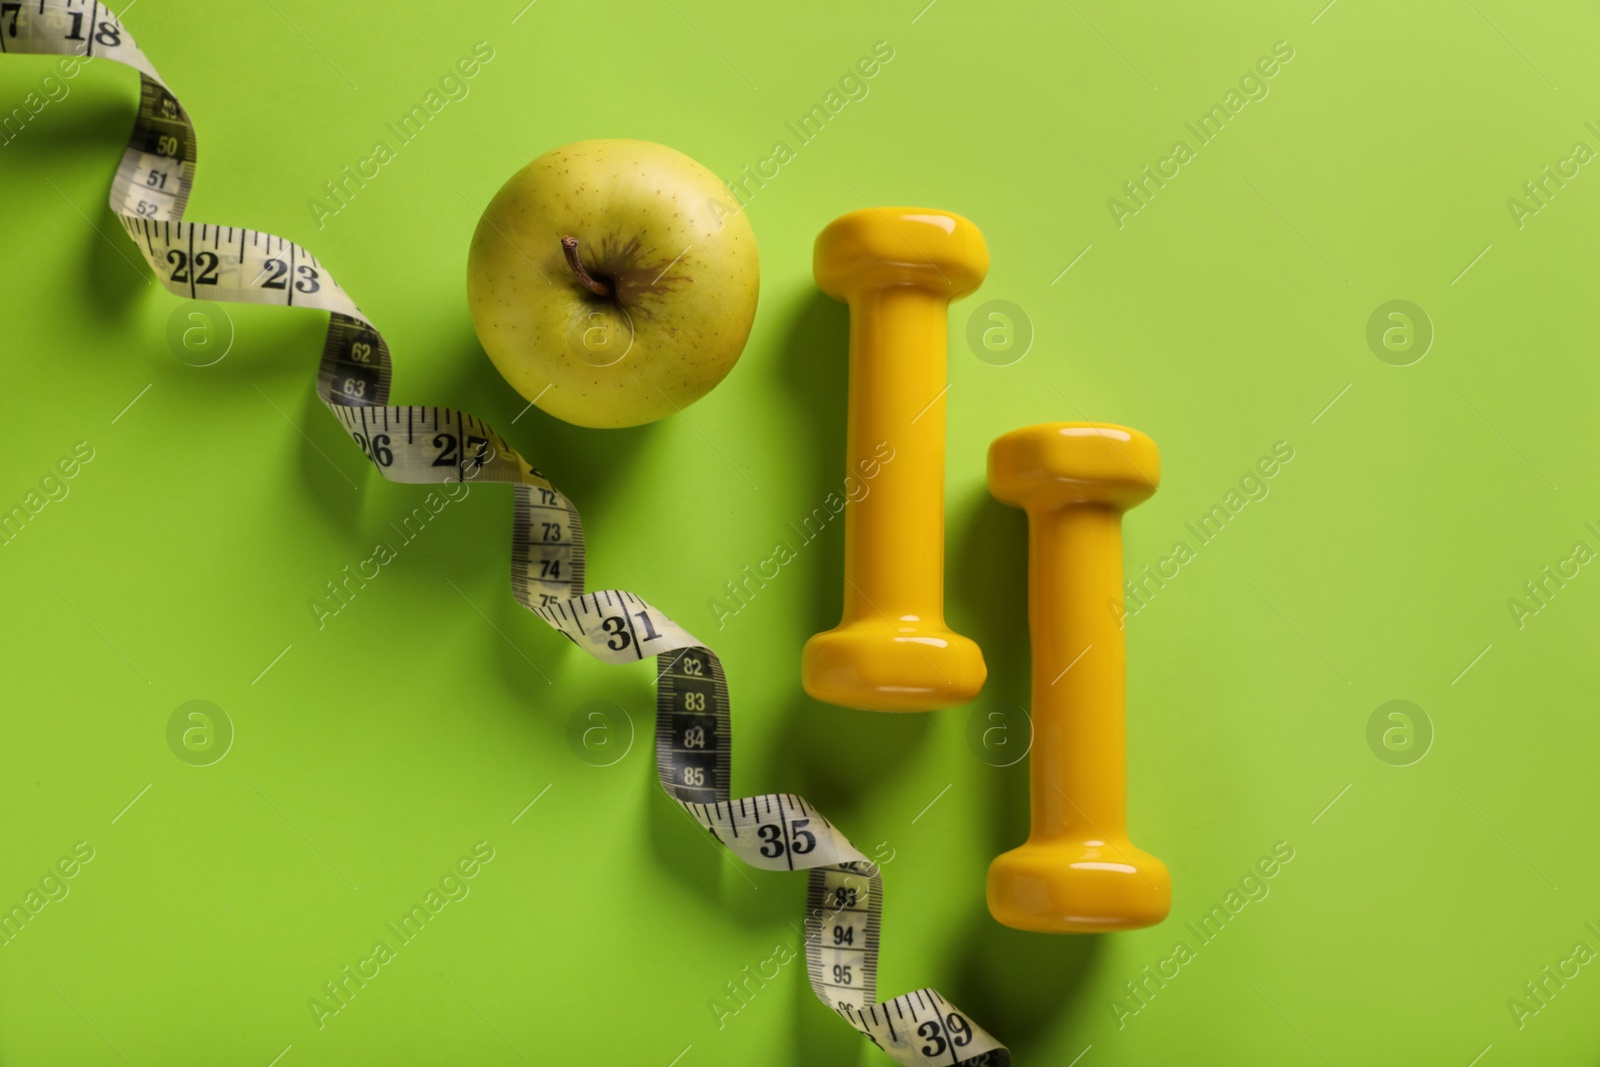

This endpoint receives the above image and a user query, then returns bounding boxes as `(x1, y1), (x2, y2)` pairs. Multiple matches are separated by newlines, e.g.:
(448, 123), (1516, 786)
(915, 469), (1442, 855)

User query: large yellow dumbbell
(802, 207), (989, 712)
(986, 422), (1171, 932)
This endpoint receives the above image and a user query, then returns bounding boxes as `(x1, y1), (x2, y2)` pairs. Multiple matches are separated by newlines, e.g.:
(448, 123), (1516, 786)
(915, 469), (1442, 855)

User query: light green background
(2, 0), (1599, 1063)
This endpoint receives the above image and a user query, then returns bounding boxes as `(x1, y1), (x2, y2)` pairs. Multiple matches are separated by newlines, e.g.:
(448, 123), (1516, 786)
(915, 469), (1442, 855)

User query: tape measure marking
(4, 5), (1011, 1063)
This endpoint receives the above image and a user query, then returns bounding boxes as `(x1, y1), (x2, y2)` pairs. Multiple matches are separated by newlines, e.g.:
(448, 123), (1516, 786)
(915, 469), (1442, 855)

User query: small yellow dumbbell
(986, 422), (1171, 933)
(801, 207), (989, 712)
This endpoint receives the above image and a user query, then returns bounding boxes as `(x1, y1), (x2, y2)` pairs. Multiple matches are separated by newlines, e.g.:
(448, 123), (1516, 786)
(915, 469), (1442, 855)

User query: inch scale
(2, 3), (1011, 1063)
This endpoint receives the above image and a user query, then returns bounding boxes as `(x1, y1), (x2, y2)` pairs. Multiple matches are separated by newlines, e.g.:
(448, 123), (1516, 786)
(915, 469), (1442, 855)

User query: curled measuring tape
(2, 3), (1012, 1062)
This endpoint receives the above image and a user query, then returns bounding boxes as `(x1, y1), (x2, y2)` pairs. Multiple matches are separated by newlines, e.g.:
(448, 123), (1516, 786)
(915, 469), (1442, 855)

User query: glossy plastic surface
(801, 208), (989, 712)
(986, 422), (1172, 932)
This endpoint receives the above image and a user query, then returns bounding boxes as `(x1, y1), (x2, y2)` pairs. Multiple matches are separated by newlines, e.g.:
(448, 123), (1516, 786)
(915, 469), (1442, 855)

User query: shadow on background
(279, 330), (367, 542)
(776, 287), (850, 642)
(399, 327), (665, 718)
(776, 701), (935, 817)
(952, 913), (1106, 1050)
(21, 100), (163, 337)
(952, 492), (1033, 855)
(790, 965), (871, 1067)
(761, 289), (941, 814)
(643, 777), (735, 904)
(85, 198), (153, 324)
(947, 491), (1108, 1050)
(432, 323), (664, 658)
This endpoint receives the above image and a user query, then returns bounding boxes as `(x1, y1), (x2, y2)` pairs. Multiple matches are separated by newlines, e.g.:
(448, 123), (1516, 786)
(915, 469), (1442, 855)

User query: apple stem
(560, 236), (614, 299)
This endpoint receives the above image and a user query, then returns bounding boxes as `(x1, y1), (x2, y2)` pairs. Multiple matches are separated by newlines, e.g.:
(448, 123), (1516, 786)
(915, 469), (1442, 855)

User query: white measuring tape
(2, 3), (1011, 1062)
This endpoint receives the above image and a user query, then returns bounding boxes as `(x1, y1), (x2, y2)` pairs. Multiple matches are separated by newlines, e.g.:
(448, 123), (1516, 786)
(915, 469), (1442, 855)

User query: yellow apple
(467, 139), (759, 428)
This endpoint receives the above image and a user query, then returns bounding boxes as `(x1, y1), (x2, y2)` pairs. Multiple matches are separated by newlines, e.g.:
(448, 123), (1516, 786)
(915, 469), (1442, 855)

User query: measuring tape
(2, 3), (1011, 1062)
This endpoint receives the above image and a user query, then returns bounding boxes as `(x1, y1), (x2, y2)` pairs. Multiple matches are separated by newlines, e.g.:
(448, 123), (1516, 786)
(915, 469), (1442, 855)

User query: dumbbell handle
(840, 286), (949, 624)
(1028, 503), (1128, 841)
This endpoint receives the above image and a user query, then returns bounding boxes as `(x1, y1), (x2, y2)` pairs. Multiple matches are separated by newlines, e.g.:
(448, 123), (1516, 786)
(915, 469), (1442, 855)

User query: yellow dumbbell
(802, 207), (988, 712)
(986, 422), (1171, 932)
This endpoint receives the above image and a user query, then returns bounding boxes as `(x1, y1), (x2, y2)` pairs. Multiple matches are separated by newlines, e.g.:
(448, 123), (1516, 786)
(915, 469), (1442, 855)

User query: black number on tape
(166, 249), (216, 285)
